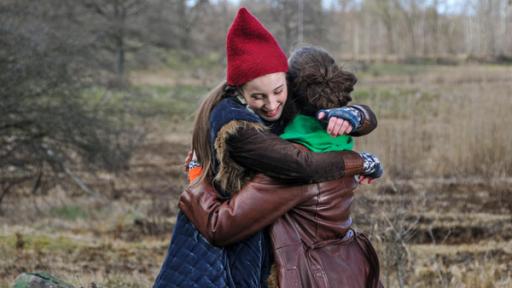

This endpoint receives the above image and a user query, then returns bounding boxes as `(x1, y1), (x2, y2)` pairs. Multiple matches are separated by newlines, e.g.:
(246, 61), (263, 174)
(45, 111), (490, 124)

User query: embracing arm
(318, 104), (378, 137)
(227, 126), (364, 184)
(179, 175), (314, 246)
(180, 150), (366, 246)
(225, 104), (375, 183)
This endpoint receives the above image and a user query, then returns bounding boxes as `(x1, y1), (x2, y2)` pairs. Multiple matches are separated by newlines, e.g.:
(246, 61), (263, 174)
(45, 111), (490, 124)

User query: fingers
(185, 150), (193, 163)
(339, 120), (352, 135)
(327, 117), (336, 135)
(317, 111), (326, 120)
(184, 150), (193, 172)
(331, 118), (343, 136)
(327, 117), (353, 137)
(358, 176), (376, 185)
(344, 121), (353, 134)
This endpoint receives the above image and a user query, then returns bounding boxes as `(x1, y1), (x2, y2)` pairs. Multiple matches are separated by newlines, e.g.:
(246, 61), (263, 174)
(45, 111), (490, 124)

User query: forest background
(1, 0), (512, 287)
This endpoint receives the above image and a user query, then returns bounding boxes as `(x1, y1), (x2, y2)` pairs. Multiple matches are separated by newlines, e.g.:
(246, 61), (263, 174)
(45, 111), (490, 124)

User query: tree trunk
(116, 36), (125, 78)
(114, 0), (126, 78)
(432, 0), (440, 56)
(507, 0), (512, 55)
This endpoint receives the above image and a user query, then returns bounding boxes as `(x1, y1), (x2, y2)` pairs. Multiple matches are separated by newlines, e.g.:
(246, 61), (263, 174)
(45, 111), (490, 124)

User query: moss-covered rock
(12, 272), (74, 288)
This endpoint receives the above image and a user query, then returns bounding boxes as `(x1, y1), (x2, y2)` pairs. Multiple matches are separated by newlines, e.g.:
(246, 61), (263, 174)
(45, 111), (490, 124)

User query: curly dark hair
(287, 46), (357, 116)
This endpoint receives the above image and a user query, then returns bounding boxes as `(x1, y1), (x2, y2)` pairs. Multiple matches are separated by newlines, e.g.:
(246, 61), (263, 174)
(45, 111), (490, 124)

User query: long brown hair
(191, 82), (243, 184)
(191, 82), (225, 185)
(191, 77), (297, 185)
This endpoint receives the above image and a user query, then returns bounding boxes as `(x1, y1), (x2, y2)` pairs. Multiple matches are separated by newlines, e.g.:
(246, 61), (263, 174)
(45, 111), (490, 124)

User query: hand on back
(317, 107), (362, 137)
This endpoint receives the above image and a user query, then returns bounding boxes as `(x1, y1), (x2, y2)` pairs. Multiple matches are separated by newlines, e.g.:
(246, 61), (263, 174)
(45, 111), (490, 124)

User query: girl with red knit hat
(153, 8), (381, 288)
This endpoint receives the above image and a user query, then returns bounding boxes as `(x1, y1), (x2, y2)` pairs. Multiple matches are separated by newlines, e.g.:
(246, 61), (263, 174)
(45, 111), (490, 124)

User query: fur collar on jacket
(214, 120), (266, 196)
(209, 97), (266, 196)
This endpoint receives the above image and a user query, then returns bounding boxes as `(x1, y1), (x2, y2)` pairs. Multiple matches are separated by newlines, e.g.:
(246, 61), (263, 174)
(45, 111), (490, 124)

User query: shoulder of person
(210, 97), (262, 136)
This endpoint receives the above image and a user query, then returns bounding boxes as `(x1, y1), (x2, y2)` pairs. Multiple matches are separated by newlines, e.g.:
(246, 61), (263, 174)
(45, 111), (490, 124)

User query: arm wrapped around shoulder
(226, 125), (365, 184)
(317, 104), (377, 137)
(179, 176), (316, 246)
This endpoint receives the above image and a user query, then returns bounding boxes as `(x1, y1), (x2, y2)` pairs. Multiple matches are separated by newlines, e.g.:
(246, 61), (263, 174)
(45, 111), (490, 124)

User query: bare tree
(80, 0), (148, 78)
(0, 1), (140, 209)
(175, 0), (210, 50)
(369, 0), (397, 55)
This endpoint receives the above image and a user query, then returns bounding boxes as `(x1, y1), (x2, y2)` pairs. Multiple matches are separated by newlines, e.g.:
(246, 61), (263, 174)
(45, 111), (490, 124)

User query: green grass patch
(50, 205), (88, 221)
(166, 50), (223, 72)
(0, 233), (80, 252)
(363, 63), (428, 77)
(82, 83), (208, 122)
(134, 83), (207, 120)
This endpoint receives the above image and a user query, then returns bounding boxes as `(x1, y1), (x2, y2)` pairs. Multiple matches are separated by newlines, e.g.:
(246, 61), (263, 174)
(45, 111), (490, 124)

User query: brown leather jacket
(180, 157), (381, 288)
(179, 151), (363, 245)
(180, 104), (381, 287)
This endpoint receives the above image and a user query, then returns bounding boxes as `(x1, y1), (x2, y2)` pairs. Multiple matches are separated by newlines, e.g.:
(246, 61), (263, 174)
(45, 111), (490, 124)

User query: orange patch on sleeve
(188, 166), (203, 183)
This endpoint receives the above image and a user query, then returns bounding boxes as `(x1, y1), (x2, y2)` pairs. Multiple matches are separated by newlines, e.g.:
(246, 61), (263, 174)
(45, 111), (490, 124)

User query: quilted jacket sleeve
(179, 175), (315, 246)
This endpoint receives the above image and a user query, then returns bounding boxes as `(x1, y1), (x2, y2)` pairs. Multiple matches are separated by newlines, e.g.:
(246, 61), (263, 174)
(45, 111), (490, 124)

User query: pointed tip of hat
(235, 7), (252, 21)
(229, 7), (260, 38)
(226, 6), (288, 85)
(238, 7), (249, 15)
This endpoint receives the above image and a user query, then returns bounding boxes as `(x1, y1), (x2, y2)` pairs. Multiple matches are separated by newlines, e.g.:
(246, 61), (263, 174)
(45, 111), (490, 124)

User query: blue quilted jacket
(153, 98), (272, 288)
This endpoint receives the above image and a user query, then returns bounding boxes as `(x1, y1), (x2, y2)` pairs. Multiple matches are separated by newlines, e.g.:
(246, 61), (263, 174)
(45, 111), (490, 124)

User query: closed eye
(273, 84), (284, 95)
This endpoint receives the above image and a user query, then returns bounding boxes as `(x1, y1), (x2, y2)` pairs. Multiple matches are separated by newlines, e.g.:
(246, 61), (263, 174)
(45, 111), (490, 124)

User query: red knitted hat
(226, 8), (288, 86)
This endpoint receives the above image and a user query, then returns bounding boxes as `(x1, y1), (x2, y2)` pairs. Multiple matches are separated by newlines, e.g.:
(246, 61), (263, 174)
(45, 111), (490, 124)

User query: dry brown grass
(1, 64), (511, 287)
(349, 65), (512, 287)
(355, 64), (512, 179)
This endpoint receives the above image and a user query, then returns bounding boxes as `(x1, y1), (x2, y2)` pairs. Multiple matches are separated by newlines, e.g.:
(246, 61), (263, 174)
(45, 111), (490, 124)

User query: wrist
(359, 152), (383, 178)
(340, 151), (365, 176)
(318, 107), (362, 130)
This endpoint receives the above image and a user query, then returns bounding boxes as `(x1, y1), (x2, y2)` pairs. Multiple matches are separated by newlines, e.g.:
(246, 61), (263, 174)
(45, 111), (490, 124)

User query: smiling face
(241, 72), (288, 122)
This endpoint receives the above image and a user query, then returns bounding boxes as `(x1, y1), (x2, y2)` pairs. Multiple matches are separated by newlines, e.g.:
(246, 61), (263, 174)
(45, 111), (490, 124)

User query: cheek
(278, 90), (287, 104)
(246, 99), (263, 111)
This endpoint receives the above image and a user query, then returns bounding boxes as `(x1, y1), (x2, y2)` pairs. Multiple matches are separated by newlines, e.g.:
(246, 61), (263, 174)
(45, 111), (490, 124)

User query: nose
(264, 96), (279, 111)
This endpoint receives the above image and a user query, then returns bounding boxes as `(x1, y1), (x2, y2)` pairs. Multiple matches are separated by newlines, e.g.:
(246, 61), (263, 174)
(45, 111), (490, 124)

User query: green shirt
(280, 114), (354, 152)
